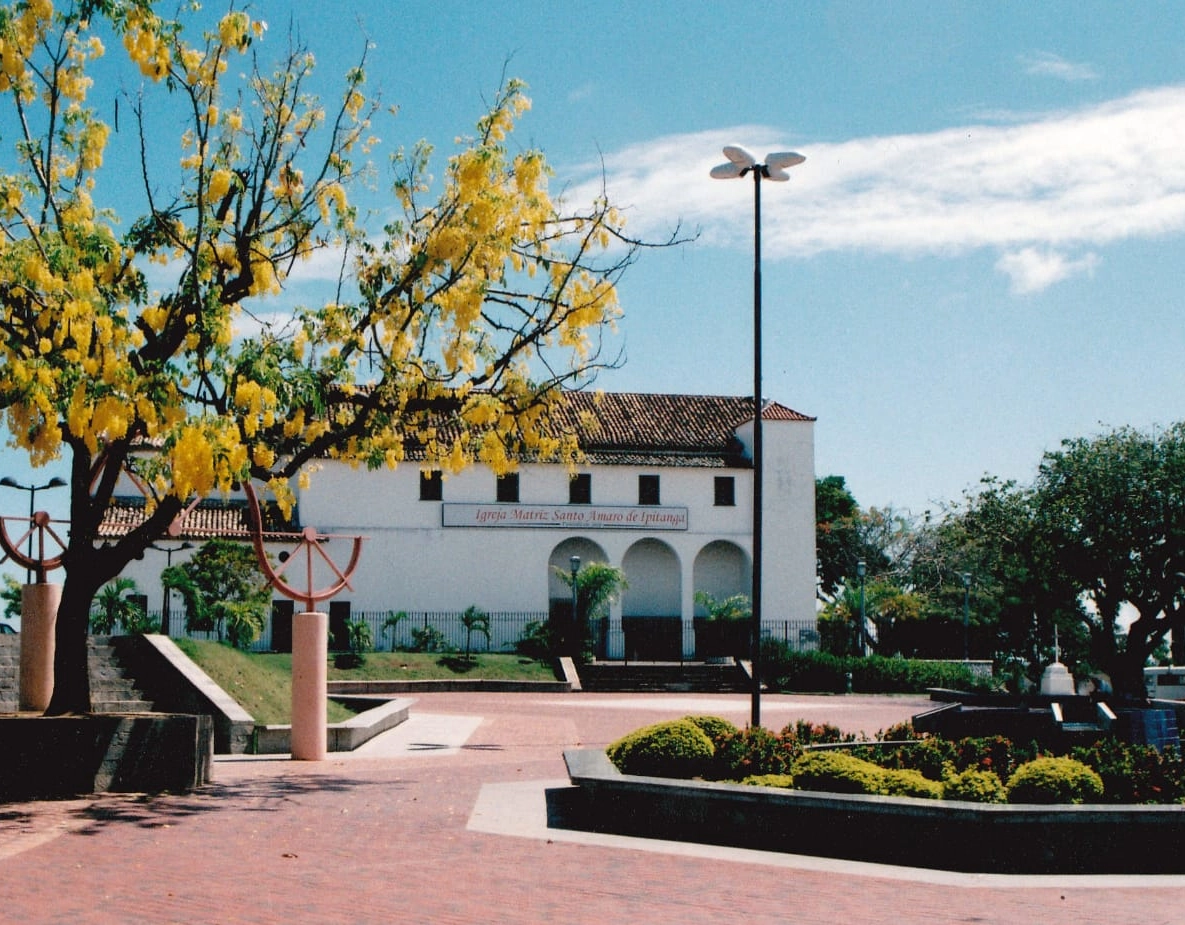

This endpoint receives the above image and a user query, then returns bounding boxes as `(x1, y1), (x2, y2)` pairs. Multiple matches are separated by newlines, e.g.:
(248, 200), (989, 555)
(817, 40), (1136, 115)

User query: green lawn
(326, 651), (560, 682)
(174, 639), (556, 724)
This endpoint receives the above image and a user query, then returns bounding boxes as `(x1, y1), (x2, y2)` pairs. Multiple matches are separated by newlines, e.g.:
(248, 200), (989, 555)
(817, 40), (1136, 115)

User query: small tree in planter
(336, 618), (373, 668)
(90, 578), (154, 635)
(554, 563), (627, 661)
(382, 611), (408, 652)
(693, 591), (751, 660)
(460, 606), (491, 663)
(163, 539), (270, 649)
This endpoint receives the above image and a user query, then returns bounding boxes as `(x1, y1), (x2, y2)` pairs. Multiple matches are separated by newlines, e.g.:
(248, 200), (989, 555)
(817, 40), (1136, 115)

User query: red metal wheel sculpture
(240, 483), (364, 612)
(0, 510), (68, 583)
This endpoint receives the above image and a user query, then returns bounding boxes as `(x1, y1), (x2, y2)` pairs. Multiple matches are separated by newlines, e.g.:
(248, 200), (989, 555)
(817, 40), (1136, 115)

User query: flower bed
(560, 746), (1185, 874)
(550, 715), (1185, 873)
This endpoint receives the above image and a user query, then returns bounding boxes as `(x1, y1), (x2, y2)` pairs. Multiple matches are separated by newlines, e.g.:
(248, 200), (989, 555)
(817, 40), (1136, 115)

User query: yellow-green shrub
(790, 751), (885, 795)
(1006, 756), (1104, 804)
(683, 714), (739, 745)
(740, 773), (795, 788)
(879, 767), (943, 799)
(606, 719), (715, 778)
(944, 767), (1007, 803)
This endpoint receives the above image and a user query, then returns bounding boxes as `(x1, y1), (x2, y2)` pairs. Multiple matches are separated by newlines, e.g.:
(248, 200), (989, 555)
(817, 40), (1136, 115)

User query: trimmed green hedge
(761, 643), (994, 694)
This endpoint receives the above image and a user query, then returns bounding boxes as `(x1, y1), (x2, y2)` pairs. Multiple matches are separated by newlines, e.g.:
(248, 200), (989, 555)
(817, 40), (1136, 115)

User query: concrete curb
(254, 697), (414, 755)
(327, 678), (570, 694)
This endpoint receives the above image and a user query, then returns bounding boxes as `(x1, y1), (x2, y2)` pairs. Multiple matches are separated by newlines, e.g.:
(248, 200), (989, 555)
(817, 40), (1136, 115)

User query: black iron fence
(102, 607), (821, 657)
(139, 608), (548, 654)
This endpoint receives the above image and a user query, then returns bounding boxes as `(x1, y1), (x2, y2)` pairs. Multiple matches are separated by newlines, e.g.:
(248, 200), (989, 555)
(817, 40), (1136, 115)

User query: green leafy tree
(915, 425), (1185, 695)
(162, 538), (270, 649)
(815, 476), (867, 601)
(909, 478), (1084, 673)
(1032, 425), (1185, 694)
(90, 576), (152, 634)
(820, 579), (924, 657)
(2, 575), (20, 624)
(0, 3), (672, 713)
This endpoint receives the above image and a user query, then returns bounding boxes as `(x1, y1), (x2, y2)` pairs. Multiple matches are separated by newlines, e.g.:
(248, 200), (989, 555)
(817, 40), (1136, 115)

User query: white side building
(110, 391), (817, 659)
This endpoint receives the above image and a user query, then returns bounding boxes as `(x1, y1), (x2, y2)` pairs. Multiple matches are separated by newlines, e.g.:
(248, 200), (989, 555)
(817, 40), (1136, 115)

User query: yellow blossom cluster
(122, 8), (170, 80)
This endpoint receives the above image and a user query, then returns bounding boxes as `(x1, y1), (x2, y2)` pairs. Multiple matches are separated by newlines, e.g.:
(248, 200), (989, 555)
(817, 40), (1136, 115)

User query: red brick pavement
(3, 692), (1184, 924)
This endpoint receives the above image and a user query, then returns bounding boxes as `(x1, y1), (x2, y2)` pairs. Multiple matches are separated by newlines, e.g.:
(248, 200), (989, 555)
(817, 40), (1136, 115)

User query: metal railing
(128, 607), (548, 653)
(100, 607), (823, 657)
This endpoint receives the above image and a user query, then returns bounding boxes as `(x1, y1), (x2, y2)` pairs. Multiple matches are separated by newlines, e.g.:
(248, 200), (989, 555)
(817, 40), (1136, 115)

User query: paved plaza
(3, 691), (1184, 923)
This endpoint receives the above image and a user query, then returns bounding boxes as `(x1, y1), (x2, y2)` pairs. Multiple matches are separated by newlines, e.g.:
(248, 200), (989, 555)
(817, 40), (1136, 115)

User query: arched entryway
(621, 538), (682, 660)
(692, 540), (750, 659)
(692, 540), (750, 604)
(548, 538), (609, 658)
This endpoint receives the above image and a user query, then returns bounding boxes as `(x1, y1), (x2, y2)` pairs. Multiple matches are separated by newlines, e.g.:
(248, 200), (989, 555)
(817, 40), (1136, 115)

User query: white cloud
(1021, 51), (1099, 82)
(995, 247), (1099, 294)
(562, 86), (1185, 289)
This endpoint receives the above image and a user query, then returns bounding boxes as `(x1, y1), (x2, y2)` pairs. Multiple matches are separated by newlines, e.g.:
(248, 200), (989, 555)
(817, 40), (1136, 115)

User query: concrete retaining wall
(113, 635), (255, 754)
(0, 713), (213, 801)
(561, 748), (1185, 875)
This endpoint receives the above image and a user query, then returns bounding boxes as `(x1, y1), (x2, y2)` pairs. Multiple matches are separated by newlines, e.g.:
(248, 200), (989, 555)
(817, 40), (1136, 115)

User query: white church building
(109, 391), (817, 660)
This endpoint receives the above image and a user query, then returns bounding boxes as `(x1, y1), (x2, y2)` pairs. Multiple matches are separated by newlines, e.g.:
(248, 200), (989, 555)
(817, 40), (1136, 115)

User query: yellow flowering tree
(0, 1), (665, 714)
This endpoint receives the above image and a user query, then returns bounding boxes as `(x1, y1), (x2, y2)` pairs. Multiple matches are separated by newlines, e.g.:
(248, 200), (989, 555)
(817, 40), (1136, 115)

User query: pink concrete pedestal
(291, 611), (328, 760)
(19, 583), (60, 712)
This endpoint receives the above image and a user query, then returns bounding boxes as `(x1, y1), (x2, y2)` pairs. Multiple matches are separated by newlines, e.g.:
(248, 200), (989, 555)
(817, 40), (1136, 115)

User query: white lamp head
(710, 162), (745, 179)
(766, 151), (806, 169)
(722, 145), (758, 168)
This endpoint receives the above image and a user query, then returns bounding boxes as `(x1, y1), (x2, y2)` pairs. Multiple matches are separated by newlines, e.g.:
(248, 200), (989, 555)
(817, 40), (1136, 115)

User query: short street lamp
(710, 144), (805, 728)
(856, 560), (867, 657)
(962, 572), (972, 661)
(0, 476), (67, 583)
(149, 541), (194, 635)
(569, 555), (581, 657)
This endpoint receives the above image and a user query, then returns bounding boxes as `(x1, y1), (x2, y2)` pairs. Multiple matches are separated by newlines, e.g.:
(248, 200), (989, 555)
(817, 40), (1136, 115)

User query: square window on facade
(570, 472), (592, 504)
(496, 472), (520, 503)
(714, 476), (736, 507)
(419, 470), (443, 501)
(639, 474), (660, 506)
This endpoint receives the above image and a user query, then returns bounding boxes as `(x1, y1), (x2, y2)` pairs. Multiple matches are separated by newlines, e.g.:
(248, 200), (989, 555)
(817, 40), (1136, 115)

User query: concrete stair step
(578, 662), (751, 693)
(91, 699), (155, 714)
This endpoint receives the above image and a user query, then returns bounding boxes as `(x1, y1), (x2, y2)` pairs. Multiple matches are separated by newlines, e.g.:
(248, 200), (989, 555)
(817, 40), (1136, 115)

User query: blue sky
(4, 0), (1185, 532)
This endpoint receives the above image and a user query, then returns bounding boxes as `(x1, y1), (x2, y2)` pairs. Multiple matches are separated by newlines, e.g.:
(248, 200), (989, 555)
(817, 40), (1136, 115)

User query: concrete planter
(561, 748), (1185, 875)
(0, 713), (213, 801)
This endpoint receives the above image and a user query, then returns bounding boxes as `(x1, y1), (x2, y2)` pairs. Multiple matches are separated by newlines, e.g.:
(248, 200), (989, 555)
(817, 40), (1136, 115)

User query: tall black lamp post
(0, 476), (67, 583)
(149, 541), (194, 635)
(710, 144), (805, 728)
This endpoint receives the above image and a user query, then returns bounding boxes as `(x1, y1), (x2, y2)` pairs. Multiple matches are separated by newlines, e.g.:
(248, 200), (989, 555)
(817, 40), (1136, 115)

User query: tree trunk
(45, 579), (97, 715)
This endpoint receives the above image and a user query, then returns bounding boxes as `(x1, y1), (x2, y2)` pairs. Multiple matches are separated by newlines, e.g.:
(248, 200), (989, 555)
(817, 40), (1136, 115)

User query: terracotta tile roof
(540, 391), (812, 468)
(405, 390), (812, 468)
(98, 497), (298, 542)
(101, 391), (812, 539)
